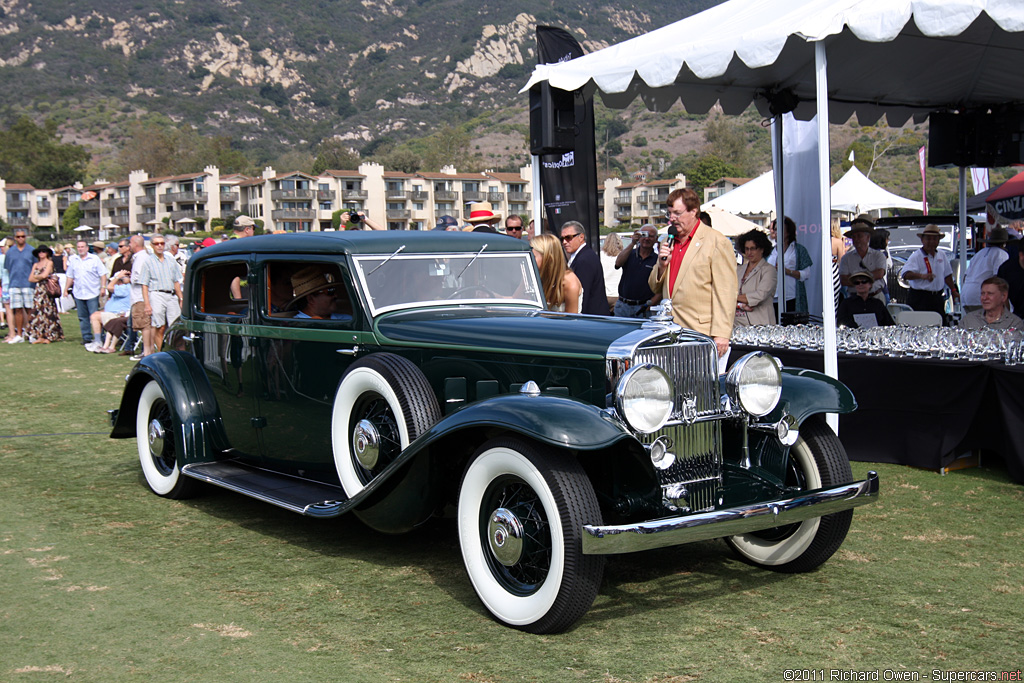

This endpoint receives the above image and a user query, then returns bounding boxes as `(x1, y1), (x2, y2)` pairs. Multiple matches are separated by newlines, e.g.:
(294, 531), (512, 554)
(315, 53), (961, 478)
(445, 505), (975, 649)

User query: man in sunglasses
(559, 220), (608, 315)
(504, 214), (526, 240)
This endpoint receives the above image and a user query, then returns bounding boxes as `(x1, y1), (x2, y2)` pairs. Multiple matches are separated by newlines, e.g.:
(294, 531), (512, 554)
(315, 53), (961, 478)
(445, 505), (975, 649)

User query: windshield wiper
(456, 244), (488, 280)
(367, 245), (406, 276)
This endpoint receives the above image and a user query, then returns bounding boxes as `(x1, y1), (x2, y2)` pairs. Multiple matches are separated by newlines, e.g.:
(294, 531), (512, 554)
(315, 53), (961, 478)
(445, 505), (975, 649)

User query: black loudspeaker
(929, 110), (1024, 168)
(529, 82), (576, 155)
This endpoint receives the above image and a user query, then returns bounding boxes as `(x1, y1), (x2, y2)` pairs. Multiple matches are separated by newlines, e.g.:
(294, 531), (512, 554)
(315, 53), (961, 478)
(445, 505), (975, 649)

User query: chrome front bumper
(582, 471), (879, 555)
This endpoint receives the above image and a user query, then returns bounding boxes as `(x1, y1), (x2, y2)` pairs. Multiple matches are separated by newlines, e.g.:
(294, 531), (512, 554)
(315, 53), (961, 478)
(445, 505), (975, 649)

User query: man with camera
(341, 210), (384, 231)
(613, 224), (659, 318)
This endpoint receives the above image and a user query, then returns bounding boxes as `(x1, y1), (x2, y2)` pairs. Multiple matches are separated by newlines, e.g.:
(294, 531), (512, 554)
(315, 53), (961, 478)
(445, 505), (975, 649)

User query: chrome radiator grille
(633, 340), (721, 419)
(633, 338), (723, 512)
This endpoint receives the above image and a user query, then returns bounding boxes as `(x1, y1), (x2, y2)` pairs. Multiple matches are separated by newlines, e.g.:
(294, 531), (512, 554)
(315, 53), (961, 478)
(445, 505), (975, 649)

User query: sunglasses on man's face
(506, 226), (523, 232)
(560, 233), (580, 242)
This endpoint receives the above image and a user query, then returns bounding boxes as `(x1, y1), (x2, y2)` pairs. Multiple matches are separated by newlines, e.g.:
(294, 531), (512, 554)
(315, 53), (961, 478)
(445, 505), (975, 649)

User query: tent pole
(531, 155), (543, 234)
(958, 167), (967, 304)
(815, 42), (839, 434)
(771, 114), (785, 324)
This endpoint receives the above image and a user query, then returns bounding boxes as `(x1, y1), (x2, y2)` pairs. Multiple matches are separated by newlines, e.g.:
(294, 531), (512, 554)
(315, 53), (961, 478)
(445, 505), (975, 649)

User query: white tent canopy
(829, 165), (923, 213)
(523, 1), (1024, 126)
(704, 166), (923, 215)
(702, 171), (776, 215)
(524, 0), (1024, 404)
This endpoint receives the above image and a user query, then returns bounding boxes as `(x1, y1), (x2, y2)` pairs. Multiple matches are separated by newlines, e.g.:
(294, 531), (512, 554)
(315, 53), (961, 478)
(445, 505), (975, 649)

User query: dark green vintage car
(110, 231), (878, 633)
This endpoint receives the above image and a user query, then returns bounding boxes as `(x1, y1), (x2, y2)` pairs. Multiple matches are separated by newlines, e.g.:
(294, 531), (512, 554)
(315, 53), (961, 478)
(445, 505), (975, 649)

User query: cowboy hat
(844, 213), (875, 237)
(288, 265), (337, 307)
(466, 201), (501, 224)
(984, 225), (1010, 244)
(918, 224), (945, 238)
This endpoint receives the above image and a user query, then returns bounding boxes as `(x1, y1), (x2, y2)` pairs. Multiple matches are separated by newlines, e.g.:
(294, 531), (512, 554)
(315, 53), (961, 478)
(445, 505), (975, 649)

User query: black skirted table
(732, 345), (1024, 484)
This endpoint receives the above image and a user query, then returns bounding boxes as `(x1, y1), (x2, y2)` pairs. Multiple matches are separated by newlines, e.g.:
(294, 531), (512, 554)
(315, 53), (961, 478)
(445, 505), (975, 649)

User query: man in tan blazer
(649, 188), (737, 364)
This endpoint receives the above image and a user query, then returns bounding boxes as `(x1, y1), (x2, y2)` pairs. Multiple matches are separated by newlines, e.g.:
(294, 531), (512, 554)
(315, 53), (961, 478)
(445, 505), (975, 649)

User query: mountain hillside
(0, 0), (716, 168)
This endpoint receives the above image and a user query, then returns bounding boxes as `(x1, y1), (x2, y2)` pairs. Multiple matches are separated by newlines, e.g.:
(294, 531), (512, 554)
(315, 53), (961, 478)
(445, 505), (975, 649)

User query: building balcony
(411, 191), (429, 201)
(614, 197), (633, 206)
(434, 209), (460, 219)
(434, 191), (459, 201)
(272, 209), (317, 220)
(219, 192), (240, 202)
(385, 189), (408, 200)
(138, 212), (157, 224)
(507, 192), (531, 201)
(487, 192), (505, 202)
(161, 191), (208, 203)
(343, 189), (368, 201)
(386, 209), (411, 220)
(6, 214), (30, 226)
(317, 190), (336, 201)
(81, 200), (99, 210)
(463, 191), (486, 202)
(614, 210), (633, 220)
(170, 209), (209, 221)
(6, 200), (28, 209)
(136, 195), (156, 206)
(36, 200), (50, 210)
(56, 198), (71, 209)
(271, 189), (315, 200)
(106, 197), (130, 209)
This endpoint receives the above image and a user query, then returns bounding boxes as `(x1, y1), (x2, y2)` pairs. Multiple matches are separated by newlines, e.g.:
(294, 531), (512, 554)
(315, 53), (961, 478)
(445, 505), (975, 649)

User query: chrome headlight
(615, 363), (674, 434)
(725, 352), (782, 417)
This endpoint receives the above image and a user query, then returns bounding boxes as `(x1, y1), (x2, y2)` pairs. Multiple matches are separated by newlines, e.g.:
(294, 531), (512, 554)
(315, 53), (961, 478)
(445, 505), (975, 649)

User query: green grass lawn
(1, 314), (1021, 682)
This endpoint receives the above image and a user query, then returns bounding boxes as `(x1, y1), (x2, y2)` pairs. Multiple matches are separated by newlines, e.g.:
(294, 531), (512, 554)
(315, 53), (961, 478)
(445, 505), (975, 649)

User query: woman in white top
(531, 233), (582, 313)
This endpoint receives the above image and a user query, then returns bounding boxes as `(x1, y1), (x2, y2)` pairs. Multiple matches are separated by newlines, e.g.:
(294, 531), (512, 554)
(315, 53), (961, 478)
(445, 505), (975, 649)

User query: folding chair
(897, 310), (942, 327)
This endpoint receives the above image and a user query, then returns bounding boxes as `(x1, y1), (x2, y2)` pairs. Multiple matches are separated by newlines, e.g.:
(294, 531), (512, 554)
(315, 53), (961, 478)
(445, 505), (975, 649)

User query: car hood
(374, 306), (649, 358)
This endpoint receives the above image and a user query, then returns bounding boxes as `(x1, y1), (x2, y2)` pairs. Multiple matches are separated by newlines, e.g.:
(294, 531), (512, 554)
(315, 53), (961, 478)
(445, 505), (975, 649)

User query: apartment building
(602, 174), (687, 227)
(4, 163), (683, 237)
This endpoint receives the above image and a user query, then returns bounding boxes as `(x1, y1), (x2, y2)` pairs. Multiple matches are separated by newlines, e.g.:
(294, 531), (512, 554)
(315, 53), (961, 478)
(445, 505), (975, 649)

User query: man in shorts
(2, 228), (36, 343)
(138, 235), (183, 355)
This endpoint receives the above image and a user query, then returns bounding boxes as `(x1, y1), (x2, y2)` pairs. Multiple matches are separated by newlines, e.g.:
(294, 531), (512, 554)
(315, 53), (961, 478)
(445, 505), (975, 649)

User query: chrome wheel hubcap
(147, 418), (165, 458)
(352, 419), (381, 470)
(488, 508), (525, 566)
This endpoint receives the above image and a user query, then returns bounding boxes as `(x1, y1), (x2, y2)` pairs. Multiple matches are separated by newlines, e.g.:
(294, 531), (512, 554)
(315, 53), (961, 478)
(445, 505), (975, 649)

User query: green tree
(0, 116), (89, 187)
(703, 114), (749, 174)
(311, 138), (360, 174)
(378, 147), (421, 173)
(62, 202), (83, 232)
(682, 154), (741, 195)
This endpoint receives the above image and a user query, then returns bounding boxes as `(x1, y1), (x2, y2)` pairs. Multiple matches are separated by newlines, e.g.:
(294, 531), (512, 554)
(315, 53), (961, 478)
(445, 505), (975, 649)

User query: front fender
(772, 367), (858, 425)
(109, 351), (227, 463)
(415, 392), (637, 453)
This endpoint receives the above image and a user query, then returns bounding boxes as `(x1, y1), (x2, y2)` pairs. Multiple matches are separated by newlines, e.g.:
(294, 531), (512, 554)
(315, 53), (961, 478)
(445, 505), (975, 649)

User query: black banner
(533, 26), (599, 249)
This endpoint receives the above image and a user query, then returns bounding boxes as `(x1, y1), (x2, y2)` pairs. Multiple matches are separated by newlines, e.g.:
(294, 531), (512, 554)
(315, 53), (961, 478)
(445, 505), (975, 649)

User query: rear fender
(109, 351), (227, 463)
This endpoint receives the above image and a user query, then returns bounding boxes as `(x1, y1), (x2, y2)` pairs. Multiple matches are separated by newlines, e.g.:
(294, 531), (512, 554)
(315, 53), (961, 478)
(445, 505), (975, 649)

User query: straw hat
(466, 201), (501, 224)
(918, 224), (945, 238)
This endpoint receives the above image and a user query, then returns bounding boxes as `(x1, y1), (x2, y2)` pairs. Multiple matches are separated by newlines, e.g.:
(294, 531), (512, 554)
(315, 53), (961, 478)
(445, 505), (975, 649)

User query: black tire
(725, 416), (853, 573)
(457, 437), (605, 633)
(331, 353), (441, 497)
(136, 381), (202, 499)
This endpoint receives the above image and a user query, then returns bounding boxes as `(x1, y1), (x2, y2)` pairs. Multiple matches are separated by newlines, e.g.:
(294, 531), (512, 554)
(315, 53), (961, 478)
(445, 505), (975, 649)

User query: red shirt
(668, 222), (700, 292)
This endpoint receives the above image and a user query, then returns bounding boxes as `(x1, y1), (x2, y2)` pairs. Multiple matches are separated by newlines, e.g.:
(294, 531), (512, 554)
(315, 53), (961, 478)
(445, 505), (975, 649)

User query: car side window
(195, 262), (249, 317)
(263, 261), (355, 326)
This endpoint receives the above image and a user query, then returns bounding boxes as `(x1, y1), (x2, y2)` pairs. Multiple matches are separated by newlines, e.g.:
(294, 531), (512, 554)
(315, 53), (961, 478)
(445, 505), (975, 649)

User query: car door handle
(336, 345), (360, 356)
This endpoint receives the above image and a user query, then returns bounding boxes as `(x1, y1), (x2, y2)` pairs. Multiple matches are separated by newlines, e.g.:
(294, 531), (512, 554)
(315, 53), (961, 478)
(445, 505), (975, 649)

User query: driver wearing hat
(289, 266), (351, 320)
(899, 224), (960, 320)
(838, 214), (887, 301)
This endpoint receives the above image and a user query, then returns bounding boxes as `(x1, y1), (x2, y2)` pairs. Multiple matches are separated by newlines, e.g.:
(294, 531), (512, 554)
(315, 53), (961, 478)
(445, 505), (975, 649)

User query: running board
(182, 461), (349, 518)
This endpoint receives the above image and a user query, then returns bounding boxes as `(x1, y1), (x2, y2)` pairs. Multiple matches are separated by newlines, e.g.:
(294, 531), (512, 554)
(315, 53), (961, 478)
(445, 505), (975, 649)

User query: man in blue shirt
(2, 228), (36, 344)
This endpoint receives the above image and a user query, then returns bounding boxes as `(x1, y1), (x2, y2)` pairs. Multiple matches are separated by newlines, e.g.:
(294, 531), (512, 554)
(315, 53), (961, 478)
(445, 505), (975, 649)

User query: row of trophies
(732, 324), (1023, 364)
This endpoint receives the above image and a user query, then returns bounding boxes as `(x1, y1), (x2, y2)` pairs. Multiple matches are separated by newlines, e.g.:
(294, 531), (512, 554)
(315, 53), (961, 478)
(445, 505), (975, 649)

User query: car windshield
(352, 251), (545, 315)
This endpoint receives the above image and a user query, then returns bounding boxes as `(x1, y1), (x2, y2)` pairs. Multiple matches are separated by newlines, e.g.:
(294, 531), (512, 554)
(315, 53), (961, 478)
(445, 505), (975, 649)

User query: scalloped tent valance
(522, 0), (1024, 125)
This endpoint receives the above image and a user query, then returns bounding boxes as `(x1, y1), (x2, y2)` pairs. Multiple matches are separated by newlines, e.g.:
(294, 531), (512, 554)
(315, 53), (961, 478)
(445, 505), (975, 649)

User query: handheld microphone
(659, 225), (679, 261)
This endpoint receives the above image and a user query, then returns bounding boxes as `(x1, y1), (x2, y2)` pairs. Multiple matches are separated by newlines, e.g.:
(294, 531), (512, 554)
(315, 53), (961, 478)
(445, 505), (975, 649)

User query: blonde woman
(831, 217), (846, 307)
(530, 233), (582, 313)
